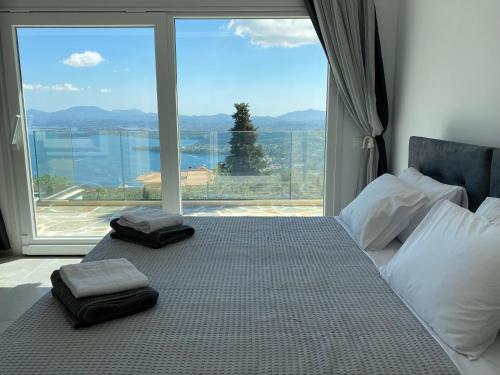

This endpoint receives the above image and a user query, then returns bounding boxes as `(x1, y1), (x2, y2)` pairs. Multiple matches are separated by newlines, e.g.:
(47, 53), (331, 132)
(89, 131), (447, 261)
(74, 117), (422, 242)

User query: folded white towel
(59, 258), (149, 299)
(117, 208), (183, 234)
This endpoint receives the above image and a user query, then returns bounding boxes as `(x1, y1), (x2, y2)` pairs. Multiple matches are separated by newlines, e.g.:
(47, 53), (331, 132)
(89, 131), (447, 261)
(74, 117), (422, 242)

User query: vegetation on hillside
(33, 174), (72, 198)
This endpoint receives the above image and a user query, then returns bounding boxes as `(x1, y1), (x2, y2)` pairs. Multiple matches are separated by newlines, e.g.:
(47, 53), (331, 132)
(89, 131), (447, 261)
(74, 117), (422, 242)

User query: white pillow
(339, 174), (428, 250)
(476, 197), (500, 222)
(381, 200), (500, 360)
(397, 167), (468, 242)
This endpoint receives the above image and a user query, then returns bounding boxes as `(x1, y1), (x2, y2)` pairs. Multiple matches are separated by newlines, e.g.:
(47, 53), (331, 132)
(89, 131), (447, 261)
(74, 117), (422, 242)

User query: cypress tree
(222, 103), (268, 176)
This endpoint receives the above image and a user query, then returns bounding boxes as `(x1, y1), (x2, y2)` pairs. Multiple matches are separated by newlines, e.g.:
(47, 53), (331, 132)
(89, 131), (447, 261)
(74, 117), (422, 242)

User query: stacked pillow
(475, 197), (500, 221)
(396, 168), (468, 242)
(380, 199), (500, 360)
(338, 174), (428, 250)
(340, 170), (500, 360)
(339, 168), (468, 250)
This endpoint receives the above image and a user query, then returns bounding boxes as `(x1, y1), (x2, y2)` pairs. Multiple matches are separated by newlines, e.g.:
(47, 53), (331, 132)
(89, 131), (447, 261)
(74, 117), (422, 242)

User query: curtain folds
(0, 209), (10, 251)
(305, 0), (389, 190)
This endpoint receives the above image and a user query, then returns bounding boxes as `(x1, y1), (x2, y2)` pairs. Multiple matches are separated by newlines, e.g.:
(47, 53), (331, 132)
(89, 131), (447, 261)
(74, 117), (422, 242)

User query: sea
(28, 130), (225, 187)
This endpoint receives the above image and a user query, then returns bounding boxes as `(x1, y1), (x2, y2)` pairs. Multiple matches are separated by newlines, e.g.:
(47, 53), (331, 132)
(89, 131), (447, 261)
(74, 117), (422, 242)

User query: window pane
(17, 27), (161, 237)
(175, 19), (327, 216)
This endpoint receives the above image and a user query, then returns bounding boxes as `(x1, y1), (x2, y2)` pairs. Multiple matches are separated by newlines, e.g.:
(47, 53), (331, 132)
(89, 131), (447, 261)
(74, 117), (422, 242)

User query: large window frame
(0, 11), (341, 255)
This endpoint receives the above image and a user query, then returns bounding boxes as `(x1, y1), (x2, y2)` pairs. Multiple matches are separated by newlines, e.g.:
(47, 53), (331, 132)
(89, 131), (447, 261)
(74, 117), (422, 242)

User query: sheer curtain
(305, 0), (389, 191)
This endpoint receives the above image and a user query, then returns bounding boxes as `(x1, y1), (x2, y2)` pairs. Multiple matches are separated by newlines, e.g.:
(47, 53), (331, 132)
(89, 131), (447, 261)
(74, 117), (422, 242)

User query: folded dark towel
(51, 270), (159, 328)
(110, 218), (195, 249)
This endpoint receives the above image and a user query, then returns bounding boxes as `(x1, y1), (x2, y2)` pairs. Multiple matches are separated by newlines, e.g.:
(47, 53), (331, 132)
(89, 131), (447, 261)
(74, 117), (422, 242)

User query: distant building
(136, 166), (214, 189)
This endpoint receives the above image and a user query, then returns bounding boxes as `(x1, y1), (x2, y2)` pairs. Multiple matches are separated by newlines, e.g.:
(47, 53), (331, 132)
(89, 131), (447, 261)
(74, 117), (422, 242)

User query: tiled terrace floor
(35, 203), (323, 237)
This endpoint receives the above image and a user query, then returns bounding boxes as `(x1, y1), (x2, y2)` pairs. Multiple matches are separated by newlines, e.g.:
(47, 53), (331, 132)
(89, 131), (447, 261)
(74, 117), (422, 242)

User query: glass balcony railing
(29, 129), (325, 204)
(180, 130), (325, 201)
(30, 129), (162, 202)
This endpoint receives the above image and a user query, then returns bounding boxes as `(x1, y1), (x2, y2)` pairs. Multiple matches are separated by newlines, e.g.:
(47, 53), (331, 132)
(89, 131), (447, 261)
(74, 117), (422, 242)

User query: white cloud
(62, 50), (104, 68)
(53, 83), (82, 91)
(100, 88), (112, 93)
(23, 83), (83, 92)
(227, 19), (319, 48)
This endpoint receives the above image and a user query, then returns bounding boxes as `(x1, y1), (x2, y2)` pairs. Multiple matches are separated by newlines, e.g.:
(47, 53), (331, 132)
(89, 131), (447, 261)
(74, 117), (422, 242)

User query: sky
(17, 19), (328, 117)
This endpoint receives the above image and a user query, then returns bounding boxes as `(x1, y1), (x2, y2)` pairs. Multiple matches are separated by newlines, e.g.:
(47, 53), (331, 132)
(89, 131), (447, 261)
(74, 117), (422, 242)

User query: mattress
(0, 217), (459, 374)
(364, 235), (500, 375)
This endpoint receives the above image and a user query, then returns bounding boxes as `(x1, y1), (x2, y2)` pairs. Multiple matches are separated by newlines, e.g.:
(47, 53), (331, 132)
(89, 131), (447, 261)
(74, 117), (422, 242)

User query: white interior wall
(390, 0), (500, 173)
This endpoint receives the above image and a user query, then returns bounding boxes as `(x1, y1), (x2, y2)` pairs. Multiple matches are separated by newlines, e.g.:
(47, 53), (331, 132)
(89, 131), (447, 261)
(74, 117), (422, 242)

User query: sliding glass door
(175, 19), (328, 216)
(0, 13), (332, 254)
(0, 13), (179, 252)
(17, 27), (162, 237)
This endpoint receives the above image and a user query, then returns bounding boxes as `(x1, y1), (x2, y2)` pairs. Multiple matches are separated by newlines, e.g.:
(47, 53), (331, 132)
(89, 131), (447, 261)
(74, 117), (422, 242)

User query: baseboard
(22, 244), (94, 255)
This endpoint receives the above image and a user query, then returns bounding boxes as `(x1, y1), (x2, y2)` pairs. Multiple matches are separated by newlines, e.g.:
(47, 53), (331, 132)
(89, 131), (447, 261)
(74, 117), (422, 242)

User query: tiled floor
(35, 203), (323, 237)
(0, 255), (82, 334)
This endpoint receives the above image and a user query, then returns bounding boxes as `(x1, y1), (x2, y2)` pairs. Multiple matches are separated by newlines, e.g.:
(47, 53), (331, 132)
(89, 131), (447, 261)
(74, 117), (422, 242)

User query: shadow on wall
(443, 120), (500, 150)
(388, 0), (410, 170)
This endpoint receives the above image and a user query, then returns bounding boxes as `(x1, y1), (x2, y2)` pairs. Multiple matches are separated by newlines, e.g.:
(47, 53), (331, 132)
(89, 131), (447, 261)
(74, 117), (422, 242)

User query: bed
(0, 136), (499, 375)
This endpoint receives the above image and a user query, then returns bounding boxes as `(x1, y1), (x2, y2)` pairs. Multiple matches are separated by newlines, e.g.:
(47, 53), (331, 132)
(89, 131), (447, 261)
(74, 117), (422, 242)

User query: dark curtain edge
(0, 209), (11, 251)
(304, 0), (390, 176)
(304, 0), (327, 54)
(374, 10), (389, 176)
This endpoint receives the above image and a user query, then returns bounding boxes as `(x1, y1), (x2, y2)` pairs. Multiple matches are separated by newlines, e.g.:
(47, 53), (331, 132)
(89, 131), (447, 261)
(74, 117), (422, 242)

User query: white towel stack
(117, 208), (183, 234)
(59, 258), (149, 298)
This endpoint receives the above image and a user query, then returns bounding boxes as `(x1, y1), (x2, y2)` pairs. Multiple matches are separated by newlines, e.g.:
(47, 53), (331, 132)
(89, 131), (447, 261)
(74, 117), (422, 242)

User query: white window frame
(0, 12), (180, 254)
(0, 10), (341, 255)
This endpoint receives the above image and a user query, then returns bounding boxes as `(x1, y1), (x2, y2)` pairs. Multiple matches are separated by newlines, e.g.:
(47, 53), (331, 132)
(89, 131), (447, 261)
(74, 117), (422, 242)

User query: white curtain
(312, 0), (384, 191)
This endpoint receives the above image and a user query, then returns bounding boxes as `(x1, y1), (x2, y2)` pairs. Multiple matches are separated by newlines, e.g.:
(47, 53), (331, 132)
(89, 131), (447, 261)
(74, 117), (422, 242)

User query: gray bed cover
(0, 217), (459, 374)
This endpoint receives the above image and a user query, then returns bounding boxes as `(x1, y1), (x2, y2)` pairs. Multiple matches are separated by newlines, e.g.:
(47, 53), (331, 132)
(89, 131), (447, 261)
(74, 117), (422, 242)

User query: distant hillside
(27, 106), (326, 132)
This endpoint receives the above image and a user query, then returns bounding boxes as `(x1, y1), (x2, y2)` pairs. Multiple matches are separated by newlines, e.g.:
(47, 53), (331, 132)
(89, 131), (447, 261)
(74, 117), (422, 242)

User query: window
(0, 13), (334, 254)
(11, 21), (165, 240)
(175, 19), (328, 216)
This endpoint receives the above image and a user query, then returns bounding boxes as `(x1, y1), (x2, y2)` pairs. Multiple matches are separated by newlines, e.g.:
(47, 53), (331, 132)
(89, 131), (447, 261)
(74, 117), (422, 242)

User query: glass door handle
(11, 114), (22, 149)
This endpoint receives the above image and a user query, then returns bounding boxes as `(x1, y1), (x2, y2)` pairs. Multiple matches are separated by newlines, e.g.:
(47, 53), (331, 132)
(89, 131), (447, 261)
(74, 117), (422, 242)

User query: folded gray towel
(51, 270), (158, 328)
(110, 218), (195, 248)
(60, 258), (149, 299)
(117, 208), (183, 234)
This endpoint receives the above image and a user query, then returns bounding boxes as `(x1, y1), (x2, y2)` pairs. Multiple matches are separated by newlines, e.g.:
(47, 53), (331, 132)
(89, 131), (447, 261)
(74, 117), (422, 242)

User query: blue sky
(18, 19), (327, 116)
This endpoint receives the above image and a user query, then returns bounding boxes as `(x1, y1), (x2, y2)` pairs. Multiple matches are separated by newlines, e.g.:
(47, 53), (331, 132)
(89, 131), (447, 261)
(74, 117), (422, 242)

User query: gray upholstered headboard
(408, 136), (495, 211)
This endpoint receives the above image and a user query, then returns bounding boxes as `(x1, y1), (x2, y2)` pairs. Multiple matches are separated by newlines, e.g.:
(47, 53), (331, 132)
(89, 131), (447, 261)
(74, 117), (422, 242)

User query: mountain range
(26, 106), (326, 132)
